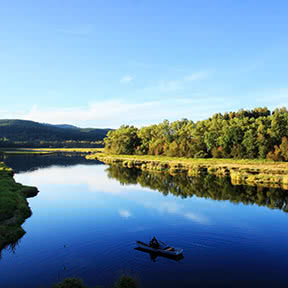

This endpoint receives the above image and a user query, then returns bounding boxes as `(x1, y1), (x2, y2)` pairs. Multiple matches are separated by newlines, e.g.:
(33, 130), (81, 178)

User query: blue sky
(1, 0), (287, 128)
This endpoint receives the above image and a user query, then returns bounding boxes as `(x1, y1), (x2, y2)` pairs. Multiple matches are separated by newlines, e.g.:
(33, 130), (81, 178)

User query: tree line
(104, 107), (288, 160)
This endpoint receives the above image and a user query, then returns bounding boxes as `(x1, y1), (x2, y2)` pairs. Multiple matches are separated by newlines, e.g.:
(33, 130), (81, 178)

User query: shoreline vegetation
(102, 107), (288, 162)
(27, 148), (104, 153)
(53, 275), (138, 288)
(0, 148), (104, 155)
(87, 153), (288, 189)
(0, 162), (38, 253)
(87, 107), (288, 189)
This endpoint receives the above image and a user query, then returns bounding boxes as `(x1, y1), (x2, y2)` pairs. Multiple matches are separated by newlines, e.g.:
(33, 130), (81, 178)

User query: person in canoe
(149, 236), (160, 248)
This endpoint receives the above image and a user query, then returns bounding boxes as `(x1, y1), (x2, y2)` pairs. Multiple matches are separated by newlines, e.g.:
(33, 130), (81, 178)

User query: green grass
(87, 152), (288, 167)
(0, 148), (104, 155)
(0, 162), (38, 252)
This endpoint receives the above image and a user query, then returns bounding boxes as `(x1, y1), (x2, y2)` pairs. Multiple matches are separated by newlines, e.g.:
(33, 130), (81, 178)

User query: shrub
(52, 278), (85, 288)
(113, 275), (138, 288)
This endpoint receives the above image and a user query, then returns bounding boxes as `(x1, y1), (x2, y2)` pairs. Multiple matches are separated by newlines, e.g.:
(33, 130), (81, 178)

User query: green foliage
(104, 126), (140, 155)
(0, 162), (38, 252)
(51, 275), (138, 288)
(52, 278), (85, 288)
(113, 275), (138, 288)
(267, 137), (288, 161)
(103, 107), (288, 160)
(280, 137), (288, 161)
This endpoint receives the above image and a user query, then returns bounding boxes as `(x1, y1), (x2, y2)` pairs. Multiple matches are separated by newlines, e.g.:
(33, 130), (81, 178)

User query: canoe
(136, 240), (183, 256)
(135, 247), (184, 262)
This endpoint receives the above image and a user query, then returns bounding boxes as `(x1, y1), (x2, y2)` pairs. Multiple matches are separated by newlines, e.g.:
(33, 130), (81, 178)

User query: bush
(113, 275), (138, 288)
(52, 278), (85, 288)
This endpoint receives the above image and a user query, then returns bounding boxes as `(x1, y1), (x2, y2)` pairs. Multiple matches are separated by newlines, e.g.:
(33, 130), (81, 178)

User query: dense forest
(104, 107), (288, 160)
(0, 120), (111, 148)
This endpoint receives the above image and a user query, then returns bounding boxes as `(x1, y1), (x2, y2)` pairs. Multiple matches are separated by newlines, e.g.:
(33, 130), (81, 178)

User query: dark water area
(0, 152), (101, 173)
(0, 155), (288, 288)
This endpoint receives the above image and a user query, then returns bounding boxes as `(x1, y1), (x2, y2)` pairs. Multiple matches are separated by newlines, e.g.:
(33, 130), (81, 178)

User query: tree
(280, 136), (288, 161)
(103, 107), (288, 161)
(104, 126), (140, 154)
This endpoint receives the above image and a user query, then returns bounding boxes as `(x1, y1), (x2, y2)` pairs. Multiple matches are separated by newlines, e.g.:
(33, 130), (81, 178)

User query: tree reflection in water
(106, 165), (288, 213)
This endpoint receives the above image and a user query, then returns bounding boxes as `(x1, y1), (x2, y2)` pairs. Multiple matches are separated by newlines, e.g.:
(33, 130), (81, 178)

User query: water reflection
(106, 165), (288, 213)
(0, 239), (20, 259)
(1, 157), (288, 287)
(0, 154), (100, 257)
(1, 153), (100, 173)
(135, 247), (184, 262)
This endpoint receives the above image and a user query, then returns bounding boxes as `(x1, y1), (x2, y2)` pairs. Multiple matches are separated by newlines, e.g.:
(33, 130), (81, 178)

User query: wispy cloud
(19, 162), (212, 225)
(255, 88), (288, 108)
(119, 209), (132, 218)
(120, 75), (134, 84)
(157, 80), (183, 92)
(184, 212), (209, 224)
(143, 200), (210, 225)
(2, 96), (234, 128)
(148, 69), (212, 92)
(184, 71), (210, 81)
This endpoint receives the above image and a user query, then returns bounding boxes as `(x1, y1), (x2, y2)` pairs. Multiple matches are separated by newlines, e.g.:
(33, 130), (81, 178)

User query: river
(0, 154), (287, 288)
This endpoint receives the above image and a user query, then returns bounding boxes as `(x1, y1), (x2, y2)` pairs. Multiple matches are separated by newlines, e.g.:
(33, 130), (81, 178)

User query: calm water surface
(0, 155), (288, 288)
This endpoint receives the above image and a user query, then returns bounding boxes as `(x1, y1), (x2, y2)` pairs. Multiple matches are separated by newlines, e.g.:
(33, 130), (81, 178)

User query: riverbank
(86, 153), (288, 189)
(0, 162), (38, 252)
(26, 148), (104, 153)
(0, 148), (104, 155)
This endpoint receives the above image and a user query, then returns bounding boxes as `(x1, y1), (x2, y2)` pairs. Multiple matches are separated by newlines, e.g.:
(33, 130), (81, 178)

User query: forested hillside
(0, 120), (111, 148)
(104, 107), (288, 160)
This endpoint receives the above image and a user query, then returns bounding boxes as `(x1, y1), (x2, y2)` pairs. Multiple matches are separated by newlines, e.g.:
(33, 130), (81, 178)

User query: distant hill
(0, 119), (111, 148)
(43, 123), (79, 129)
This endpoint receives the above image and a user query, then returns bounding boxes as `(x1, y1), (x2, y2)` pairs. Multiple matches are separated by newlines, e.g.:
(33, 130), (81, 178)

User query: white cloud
(255, 88), (288, 107)
(1, 97), (234, 128)
(144, 70), (211, 93)
(16, 164), (209, 224)
(119, 209), (132, 218)
(120, 75), (134, 84)
(184, 212), (209, 224)
(184, 71), (210, 81)
(16, 165), (136, 196)
(142, 200), (210, 225)
(157, 80), (183, 92)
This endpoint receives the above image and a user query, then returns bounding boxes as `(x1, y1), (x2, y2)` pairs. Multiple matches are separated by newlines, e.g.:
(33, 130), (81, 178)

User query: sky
(0, 0), (288, 128)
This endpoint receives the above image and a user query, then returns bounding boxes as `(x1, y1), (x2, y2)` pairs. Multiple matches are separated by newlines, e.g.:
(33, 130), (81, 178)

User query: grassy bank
(0, 162), (38, 252)
(87, 153), (288, 189)
(0, 148), (104, 156)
